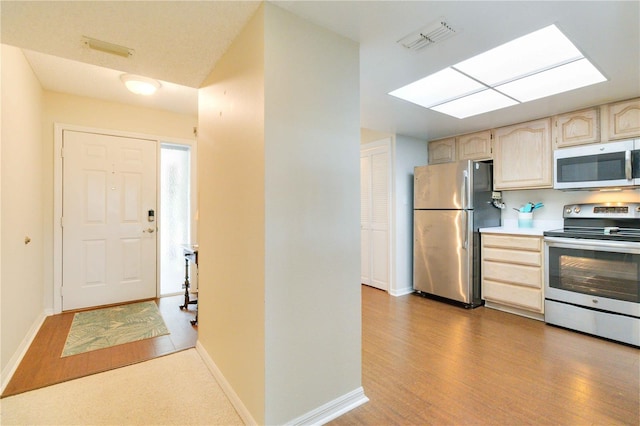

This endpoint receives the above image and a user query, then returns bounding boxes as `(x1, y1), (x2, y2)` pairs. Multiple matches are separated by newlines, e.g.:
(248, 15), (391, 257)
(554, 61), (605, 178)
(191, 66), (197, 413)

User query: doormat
(61, 301), (169, 357)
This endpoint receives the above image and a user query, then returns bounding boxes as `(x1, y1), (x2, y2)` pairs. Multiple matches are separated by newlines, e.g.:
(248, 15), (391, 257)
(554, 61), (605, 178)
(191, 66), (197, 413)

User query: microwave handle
(625, 150), (632, 180)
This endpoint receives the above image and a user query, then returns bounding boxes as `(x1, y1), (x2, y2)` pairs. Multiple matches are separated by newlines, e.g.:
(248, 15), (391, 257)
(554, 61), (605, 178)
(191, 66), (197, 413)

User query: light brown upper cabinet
(606, 98), (640, 141)
(553, 107), (600, 148)
(493, 118), (552, 190)
(427, 137), (456, 164)
(458, 130), (493, 161)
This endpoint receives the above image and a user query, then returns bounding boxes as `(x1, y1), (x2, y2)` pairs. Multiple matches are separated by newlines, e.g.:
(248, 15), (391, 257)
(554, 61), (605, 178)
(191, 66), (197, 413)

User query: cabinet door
(607, 98), (640, 140)
(458, 130), (492, 160)
(482, 234), (541, 251)
(483, 280), (543, 312)
(428, 137), (456, 164)
(493, 118), (552, 190)
(481, 233), (544, 314)
(483, 261), (542, 289)
(554, 107), (600, 148)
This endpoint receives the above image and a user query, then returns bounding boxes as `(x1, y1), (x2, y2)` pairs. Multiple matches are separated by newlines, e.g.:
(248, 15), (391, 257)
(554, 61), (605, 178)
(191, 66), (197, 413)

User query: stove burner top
(544, 202), (640, 243)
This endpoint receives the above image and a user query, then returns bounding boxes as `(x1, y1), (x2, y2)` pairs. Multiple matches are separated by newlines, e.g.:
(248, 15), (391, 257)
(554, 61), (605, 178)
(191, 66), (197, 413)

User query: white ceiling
(2, 1), (639, 140)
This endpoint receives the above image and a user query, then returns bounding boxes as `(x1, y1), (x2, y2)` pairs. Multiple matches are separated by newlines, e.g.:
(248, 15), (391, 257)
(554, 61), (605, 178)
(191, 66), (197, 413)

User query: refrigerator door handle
(462, 170), (469, 210)
(462, 211), (468, 250)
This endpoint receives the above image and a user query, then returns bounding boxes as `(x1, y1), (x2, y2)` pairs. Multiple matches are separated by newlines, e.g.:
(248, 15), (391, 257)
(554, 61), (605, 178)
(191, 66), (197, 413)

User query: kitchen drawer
(483, 279), (543, 312)
(482, 247), (542, 267)
(482, 234), (541, 251)
(482, 261), (542, 288)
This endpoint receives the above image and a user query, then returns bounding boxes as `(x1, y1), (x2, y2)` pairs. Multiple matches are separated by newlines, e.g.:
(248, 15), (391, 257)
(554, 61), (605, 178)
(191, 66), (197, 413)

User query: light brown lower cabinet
(481, 233), (544, 320)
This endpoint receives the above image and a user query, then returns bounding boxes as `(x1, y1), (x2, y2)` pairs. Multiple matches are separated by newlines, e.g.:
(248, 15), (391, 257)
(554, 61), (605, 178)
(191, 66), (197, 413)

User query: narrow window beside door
(160, 144), (192, 295)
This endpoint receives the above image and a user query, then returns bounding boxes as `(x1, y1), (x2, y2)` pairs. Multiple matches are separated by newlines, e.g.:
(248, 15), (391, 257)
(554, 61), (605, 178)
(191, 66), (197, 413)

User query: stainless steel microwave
(554, 139), (640, 190)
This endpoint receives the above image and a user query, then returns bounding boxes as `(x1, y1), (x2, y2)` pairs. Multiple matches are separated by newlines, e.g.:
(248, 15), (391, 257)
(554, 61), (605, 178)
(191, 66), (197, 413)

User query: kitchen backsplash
(501, 188), (640, 223)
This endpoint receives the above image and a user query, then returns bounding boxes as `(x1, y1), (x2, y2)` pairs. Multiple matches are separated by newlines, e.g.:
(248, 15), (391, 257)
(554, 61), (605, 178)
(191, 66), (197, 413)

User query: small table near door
(179, 244), (198, 325)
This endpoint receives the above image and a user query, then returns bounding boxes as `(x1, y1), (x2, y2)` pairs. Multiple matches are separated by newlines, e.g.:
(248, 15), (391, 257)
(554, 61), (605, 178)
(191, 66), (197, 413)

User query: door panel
(84, 240), (106, 284)
(360, 155), (372, 285)
(371, 229), (388, 289)
(62, 130), (157, 310)
(360, 228), (371, 285)
(414, 161), (471, 210)
(361, 145), (389, 291)
(413, 209), (473, 303)
(122, 173), (142, 221)
(86, 171), (107, 222)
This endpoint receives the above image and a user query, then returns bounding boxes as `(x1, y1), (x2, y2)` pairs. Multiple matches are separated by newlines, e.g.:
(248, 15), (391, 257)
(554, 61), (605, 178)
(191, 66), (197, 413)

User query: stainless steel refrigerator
(413, 160), (501, 307)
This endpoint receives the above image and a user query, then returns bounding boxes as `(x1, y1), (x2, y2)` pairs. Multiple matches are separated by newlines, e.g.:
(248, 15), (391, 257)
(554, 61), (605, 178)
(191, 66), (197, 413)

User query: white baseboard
(389, 287), (414, 297)
(1, 310), (48, 394)
(196, 340), (368, 426)
(195, 341), (258, 426)
(286, 386), (369, 426)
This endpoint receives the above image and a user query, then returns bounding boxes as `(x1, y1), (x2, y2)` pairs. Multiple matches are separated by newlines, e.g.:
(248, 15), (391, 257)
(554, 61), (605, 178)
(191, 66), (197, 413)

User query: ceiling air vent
(82, 36), (134, 58)
(398, 18), (457, 51)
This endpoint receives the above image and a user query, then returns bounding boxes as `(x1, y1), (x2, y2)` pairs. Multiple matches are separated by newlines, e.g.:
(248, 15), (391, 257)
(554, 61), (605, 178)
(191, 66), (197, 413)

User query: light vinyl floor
(331, 285), (639, 425)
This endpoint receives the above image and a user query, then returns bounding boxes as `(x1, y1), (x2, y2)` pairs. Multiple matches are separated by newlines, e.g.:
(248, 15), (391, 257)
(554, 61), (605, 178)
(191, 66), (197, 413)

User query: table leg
(179, 257), (191, 310)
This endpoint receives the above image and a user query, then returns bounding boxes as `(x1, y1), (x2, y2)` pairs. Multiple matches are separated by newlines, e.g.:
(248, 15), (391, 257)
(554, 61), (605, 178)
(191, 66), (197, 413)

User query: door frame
(53, 123), (196, 314)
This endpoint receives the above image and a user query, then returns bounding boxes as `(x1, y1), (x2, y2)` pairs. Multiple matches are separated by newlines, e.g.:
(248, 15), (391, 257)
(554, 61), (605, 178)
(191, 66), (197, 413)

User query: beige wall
(197, 3), (362, 424)
(361, 127), (393, 144)
(41, 92), (197, 309)
(263, 4), (361, 424)
(197, 6), (267, 423)
(1, 55), (197, 385)
(1, 45), (44, 381)
(42, 92), (197, 139)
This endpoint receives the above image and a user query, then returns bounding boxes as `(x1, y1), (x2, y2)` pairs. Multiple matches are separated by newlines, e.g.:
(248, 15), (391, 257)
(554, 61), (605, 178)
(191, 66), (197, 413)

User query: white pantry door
(360, 143), (389, 291)
(62, 130), (157, 310)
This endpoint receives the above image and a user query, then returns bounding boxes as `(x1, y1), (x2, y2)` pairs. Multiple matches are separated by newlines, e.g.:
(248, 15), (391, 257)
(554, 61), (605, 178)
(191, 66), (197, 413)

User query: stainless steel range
(543, 202), (640, 346)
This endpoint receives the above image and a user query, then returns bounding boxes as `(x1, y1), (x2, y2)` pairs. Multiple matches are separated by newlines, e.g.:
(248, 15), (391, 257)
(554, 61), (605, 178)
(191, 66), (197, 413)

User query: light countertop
(480, 219), (563, 236)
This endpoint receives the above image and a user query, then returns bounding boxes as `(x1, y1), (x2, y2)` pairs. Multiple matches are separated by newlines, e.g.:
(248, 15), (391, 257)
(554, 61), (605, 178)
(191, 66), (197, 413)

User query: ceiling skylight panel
(496, 58), (607, 102)
(430, 89), (518, 119)
(454, 25), (583, 86)
(388, 68), (484, 108)
(388, 23), (607, 119)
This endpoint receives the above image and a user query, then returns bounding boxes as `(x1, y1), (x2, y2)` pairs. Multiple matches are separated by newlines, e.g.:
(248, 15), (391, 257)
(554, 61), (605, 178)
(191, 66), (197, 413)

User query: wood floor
(331, 286), (639, 425)
(1, 294), (197, 398)
(2, 286), (638, 425)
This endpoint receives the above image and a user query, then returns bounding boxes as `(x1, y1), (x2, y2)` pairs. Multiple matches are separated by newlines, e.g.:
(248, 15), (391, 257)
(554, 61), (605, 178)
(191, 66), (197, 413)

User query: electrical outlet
(491, 191), (502, 199)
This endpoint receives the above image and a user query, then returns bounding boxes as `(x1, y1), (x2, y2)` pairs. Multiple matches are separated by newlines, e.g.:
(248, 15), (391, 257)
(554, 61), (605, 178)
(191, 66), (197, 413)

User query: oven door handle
(545, 236), (640, 253)
(625, 150), (632, 180)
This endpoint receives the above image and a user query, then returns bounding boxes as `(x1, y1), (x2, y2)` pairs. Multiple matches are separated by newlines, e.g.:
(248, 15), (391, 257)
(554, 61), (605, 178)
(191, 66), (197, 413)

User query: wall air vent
(82, 36), (134, 58)
(398, 18), (457, 51)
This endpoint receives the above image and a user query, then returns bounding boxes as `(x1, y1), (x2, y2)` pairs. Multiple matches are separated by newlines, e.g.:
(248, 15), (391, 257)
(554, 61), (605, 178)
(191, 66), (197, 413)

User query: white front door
(62, 130), (157, 310)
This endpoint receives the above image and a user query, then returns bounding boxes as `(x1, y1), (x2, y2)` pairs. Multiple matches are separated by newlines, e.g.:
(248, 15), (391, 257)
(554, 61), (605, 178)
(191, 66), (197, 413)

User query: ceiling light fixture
(389, 24), (607, 119)
(120, 74), (161, 96)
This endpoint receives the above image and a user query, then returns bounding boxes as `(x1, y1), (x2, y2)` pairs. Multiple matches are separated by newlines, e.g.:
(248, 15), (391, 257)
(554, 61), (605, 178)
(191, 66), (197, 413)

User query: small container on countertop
(518, 212), (534, 228)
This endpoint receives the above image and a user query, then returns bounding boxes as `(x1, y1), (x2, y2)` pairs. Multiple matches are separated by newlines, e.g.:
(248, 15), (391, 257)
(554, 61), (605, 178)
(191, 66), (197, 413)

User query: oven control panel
(594, 206), (628, 214)
(563, 203), (640, 219)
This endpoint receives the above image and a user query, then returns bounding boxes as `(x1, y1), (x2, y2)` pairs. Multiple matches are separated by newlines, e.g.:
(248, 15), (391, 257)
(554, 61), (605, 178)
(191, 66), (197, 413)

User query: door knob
(143, 227), (155, 233)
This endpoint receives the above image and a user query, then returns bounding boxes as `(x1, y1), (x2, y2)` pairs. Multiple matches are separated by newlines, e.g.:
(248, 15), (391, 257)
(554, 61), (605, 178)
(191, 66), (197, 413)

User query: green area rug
(61, 301), (169, 357)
